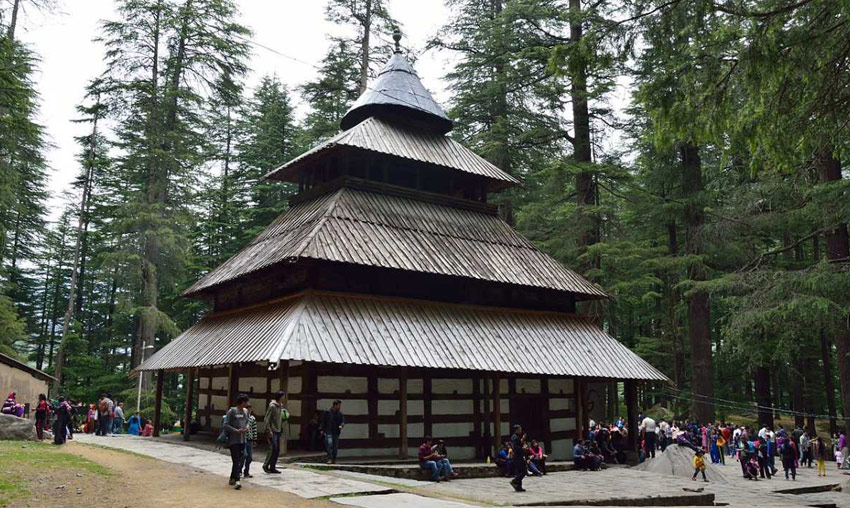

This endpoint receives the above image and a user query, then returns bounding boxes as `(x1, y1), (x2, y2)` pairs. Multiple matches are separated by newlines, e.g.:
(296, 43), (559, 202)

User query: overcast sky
(14, 0), (453, 220)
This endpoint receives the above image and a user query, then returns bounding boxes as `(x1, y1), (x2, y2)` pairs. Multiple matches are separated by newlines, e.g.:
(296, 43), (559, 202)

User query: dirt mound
(633, 444), (731, 484)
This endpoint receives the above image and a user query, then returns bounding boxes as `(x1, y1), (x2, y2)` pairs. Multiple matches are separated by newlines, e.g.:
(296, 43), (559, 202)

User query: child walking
(692, 450), (708, 482)
(815, 437), (827, 477)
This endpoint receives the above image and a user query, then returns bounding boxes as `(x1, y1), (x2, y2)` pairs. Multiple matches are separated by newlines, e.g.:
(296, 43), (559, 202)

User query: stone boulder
(634, 443), (730, 484)
(0, 413), (38, 441)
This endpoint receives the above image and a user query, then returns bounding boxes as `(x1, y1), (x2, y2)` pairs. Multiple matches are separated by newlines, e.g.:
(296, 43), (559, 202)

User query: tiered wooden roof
(263, 116), (519, 189)
(139, 43), (665, 382)
(183, 184), (606, 298)
(140, 291), (666, 381)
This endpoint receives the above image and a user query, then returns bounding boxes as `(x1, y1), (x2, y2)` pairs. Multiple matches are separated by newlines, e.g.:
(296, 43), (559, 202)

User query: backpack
(217, 411), (230, 444)
(98, 400), (108, 413)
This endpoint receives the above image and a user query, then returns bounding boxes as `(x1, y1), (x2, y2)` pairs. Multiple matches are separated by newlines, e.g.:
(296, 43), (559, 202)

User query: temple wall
(194, 362), (580, 460)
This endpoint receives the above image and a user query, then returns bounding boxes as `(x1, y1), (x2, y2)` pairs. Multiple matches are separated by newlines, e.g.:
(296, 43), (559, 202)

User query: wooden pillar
(227, 364), (237, 407)
(399, 369), (408, 458)
(472, 373), (482, 458)
(368, 371), (378, 439)
(482, 373), (492, 457)
(183, 368), (195, 441)
(423, 372), (433, 438)
(493, 374), (501, 454)
(541, 376), (552, 454)
(153, 369), (164, 437)
(625, 379), (638, 451)
(575, 378), (584, 443)
(280, 361), (289, 455)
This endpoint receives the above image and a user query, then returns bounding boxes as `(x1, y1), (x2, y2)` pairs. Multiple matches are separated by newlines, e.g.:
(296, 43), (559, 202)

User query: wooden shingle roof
(263, 117), (520, 189)
(138, 291), (667, 381)
(183, 185), (607, 299)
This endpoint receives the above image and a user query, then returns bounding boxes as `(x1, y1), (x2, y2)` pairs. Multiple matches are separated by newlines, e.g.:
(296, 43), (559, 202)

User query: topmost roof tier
(340, 48), (453, 135)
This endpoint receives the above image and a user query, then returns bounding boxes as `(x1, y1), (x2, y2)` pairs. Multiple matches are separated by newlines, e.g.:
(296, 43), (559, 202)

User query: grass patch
(0, 441), (111, 507)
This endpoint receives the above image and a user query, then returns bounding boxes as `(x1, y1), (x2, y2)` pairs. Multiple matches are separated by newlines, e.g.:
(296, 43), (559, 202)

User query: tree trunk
(570, 0), (597, 258)
(53, 114), (98, 392)
(821, 332), (838, 435)
(358, 0), (372, 95)
(754, 365), (773, 428)
(791, 359), (804, 428)
(7, 0), (20, 40)
(816, 149), (850, 437)
(681, 142), (714, 423)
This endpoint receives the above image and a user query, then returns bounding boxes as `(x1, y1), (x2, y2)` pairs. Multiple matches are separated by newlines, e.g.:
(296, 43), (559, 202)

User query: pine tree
(299, 41), (361, 144)
(239, 76), (300, 238)
(99, 0), (250, 384)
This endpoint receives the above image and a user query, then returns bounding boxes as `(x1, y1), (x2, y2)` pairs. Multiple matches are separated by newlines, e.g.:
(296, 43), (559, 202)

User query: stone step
(296, 461), (576, 480)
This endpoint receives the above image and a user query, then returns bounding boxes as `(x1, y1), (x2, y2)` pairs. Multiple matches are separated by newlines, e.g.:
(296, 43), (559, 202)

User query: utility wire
(235, 33), (435, 115)
(653, 385), (843, 421)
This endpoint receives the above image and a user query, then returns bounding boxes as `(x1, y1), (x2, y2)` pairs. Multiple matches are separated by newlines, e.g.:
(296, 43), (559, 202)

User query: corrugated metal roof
(340, 52), (452, 133)
(263, 117), (520, 187)
(183, 187), (607, 299)
(137, 291), (668, 381)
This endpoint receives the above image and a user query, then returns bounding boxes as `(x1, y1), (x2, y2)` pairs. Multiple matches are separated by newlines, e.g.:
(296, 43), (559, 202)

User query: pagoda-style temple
(137, 33), (666, 460)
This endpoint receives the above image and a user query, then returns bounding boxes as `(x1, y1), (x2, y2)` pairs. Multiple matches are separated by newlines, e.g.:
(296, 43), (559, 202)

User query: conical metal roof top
(340, 35), (452, 134)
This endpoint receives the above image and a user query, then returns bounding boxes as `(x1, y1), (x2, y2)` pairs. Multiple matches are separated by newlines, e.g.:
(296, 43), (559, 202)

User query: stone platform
(299, 460), (576, 480)
(419, 468), (716, 506)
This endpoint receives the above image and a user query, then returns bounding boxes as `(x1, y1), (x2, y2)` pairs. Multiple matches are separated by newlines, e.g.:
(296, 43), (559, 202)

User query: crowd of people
(2, 390), (157, 444)
(631, 414), (850, 482)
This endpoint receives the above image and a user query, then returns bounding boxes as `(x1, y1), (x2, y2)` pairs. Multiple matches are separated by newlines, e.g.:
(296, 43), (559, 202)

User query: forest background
(1, 0), (848, 435)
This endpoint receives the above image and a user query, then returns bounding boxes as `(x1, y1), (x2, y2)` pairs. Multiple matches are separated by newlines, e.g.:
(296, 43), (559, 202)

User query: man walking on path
(263, 391), (286, 474)
(510, 424), (527, 492)
(112, 402), (125, 434)
(224, 394), (250, 490)
(322, 400), (345, 464)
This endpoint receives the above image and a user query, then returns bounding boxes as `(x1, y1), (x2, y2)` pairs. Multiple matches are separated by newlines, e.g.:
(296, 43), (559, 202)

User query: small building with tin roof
(137, 31), (666, 460)
(0, 352), (56, 416)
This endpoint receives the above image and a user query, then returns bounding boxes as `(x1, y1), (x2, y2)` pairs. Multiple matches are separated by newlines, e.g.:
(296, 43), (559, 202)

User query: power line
(236, 34), (439, 117)
(655, 385), (842, 421)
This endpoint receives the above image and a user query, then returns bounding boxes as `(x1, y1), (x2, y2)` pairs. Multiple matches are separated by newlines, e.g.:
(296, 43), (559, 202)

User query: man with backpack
(780, 437), (797, 480)
(97, 393), (114, 436)
(223, 394), (250, 490)
(263, 391), (286, 474)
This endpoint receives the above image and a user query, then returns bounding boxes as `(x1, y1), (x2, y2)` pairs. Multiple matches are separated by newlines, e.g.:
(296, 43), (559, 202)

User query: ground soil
(9, 441), (336, 508)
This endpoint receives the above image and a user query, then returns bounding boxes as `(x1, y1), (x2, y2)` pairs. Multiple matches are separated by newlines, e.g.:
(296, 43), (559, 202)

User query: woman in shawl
(127, 411), (141, 435)
(1, 391), (24, 417)
(85, 403), (97, 433)
(52, 397), (72, 445)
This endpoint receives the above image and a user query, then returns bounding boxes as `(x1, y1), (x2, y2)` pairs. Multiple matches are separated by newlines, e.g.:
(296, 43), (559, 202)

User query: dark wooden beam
(542, 376), (552, 454)
(227, 364), (237, 407)
(423, 371), (432, 438)
(280, 361), (289, 455)
(482, 373), (491, 457)
(153, 370), (164, 437)
(625, 379), (638, 451)
(399, 368), (408, 458)
(493, 374), (501, 455)
(575, 378), (585, 444)
(183, 368), (195, 441)
(368, 370), (378, 439)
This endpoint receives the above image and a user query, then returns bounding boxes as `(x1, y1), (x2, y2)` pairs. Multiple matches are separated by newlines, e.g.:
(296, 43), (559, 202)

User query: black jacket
(322, 409), (345, 435)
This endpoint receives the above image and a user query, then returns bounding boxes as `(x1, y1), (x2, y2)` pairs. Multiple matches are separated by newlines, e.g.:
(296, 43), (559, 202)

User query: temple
(136, 31), (666, 460)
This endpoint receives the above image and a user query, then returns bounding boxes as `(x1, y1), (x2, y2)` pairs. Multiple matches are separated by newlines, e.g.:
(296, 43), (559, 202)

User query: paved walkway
(73, 434), (850, 507)
(73, 434), (393, 499)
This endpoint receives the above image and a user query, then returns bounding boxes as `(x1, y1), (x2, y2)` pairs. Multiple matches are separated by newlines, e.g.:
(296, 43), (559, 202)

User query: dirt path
(10, 442), (336, 508)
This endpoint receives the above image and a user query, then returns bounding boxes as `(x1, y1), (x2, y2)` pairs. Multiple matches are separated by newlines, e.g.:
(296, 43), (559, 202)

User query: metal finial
(392, 28), (402, 54)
